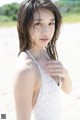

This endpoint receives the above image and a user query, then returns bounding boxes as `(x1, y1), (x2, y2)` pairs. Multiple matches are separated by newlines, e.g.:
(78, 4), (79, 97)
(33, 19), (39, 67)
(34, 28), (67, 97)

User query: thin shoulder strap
(26, 50), (40, 67)
(26, 50), (44, 80)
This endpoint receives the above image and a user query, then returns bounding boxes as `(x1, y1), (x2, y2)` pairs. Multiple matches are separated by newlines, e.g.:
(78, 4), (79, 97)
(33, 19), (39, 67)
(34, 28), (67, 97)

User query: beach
(0, 23), (80, 120)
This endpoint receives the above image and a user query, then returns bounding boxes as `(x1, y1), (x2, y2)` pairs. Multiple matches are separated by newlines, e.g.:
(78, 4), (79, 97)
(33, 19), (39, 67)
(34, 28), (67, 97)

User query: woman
(14, 0), (72, 120)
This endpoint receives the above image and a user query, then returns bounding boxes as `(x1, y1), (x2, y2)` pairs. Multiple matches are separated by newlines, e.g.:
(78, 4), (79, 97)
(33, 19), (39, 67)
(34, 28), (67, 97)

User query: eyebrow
(34, 19), (55, 21)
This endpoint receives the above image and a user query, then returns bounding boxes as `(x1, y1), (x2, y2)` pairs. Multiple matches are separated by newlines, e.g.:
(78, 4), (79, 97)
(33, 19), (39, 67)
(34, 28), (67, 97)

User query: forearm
(61, 71), (72, 94)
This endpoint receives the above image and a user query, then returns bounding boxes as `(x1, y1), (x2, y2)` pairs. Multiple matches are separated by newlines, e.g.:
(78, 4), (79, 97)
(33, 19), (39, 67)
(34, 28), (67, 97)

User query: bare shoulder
(15, 51), (37, 73)
(13, 52), (38, 119)
(16, 51), (33, 71)
(14, 51), (37, 93)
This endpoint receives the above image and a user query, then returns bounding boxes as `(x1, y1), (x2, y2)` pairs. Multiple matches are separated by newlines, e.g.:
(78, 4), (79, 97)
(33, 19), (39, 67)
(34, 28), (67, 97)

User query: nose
(41, 25), (49, 34)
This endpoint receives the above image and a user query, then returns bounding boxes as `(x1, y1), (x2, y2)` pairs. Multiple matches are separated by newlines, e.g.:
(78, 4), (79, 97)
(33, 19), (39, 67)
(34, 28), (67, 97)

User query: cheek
(29, 28), (34, 36)
(50, 28), (55, 36)
(29, 24), (35, 33)
(51, 26), (55, 32)
(29, 29), (36, 40)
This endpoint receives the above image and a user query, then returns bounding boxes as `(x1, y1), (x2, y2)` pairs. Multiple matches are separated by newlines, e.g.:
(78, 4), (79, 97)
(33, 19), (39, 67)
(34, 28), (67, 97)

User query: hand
(44, 60), (72, 93)
(44, 60), (68, 78)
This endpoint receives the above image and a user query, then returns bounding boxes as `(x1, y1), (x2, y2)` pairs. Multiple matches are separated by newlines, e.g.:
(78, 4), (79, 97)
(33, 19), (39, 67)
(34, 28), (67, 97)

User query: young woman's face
(29, 8), (55, 48)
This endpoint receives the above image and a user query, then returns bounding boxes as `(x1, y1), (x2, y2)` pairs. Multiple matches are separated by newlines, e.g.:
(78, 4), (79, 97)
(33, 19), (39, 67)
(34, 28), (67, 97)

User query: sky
(0, 0), (23, 6)
(0, 0), (58, 6)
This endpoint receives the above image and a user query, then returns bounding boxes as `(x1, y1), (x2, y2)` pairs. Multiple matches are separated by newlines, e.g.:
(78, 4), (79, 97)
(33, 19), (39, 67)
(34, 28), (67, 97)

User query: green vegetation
(56, 0), (80, 23)
(56, 0), (80, 14)
(0, 21), (17, 27)
(0, 1), (80, 27)
(0, 3), (19, 21)
(62, 13), (80, 23)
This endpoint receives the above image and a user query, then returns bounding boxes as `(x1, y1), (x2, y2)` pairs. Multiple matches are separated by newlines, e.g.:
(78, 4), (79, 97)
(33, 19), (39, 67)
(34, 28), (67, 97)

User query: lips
(40, 38), (49, 41)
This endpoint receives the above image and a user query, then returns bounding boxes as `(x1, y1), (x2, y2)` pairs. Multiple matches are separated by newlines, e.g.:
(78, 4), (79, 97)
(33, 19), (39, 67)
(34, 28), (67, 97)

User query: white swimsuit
(26, 51), (61, 120)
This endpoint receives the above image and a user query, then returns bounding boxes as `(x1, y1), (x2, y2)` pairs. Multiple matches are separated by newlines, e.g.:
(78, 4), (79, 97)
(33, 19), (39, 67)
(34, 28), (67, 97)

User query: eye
(49, 22), (55, 26)
(34, 22), (42, 26)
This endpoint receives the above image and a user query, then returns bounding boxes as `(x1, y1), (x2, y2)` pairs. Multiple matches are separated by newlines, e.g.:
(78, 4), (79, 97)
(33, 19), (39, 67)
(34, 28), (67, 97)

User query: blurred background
(0, 0), (80, 120)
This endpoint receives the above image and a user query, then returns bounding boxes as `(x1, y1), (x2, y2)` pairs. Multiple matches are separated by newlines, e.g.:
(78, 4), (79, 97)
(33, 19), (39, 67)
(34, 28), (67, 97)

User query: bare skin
(14, 50), (72, 120)
(14, 8), (72, 120)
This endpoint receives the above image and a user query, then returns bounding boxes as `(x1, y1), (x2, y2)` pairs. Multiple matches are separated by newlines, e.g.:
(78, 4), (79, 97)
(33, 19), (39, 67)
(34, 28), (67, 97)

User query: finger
(45, 60), (62, 65)
(45, 69), (62, 73)
(48, 72), (64, 78)
(46, 69), (64, 77)
(44, 60), (60, 64)
(44, 64), (63, 69)
(44, 66), (63, 73)
(44, 61), (63, 68)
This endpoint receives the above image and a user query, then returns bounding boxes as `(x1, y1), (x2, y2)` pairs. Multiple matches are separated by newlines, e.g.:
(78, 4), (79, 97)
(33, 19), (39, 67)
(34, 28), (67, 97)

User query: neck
(27, 45), (47, 65)
(28, 45), (45, 58)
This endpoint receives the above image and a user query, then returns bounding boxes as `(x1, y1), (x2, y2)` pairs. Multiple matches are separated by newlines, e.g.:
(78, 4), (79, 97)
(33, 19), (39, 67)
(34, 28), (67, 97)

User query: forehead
(33, 8), (55, 20)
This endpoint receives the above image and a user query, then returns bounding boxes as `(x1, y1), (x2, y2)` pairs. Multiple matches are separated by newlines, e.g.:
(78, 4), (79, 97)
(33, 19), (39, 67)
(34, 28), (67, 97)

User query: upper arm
(14, 54), (36, 120)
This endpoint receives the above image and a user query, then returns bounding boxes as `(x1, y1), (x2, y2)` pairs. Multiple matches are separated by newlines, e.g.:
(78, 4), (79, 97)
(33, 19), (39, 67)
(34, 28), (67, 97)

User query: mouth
(40, 38), (49, 41)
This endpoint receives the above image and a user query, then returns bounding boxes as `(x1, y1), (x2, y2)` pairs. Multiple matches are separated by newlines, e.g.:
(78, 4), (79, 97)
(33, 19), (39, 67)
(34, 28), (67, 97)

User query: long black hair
(17, 0), (62, 60)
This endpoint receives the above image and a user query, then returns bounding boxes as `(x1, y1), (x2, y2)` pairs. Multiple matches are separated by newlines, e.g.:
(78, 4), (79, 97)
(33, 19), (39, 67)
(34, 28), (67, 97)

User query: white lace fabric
(26, 51), (61, 120)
